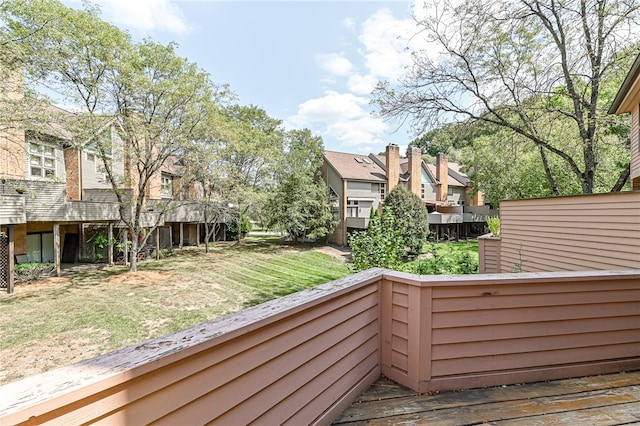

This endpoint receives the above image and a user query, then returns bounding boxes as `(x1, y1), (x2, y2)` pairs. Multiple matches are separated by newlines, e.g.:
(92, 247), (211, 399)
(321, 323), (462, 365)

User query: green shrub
(487, 216), (501, 237)
(15, 263), (55, 283)
(402, 244), (478, 275)
(349, 206), (405, 272)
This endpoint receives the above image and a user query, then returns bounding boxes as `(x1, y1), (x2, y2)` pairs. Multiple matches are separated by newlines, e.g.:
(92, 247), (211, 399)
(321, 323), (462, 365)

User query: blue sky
(63, 0), (427, 154)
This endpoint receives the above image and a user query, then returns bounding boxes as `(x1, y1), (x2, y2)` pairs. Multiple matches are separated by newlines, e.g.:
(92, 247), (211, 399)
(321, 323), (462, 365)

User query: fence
(0, 232), (7, 289)
(1, 268), (639, 425)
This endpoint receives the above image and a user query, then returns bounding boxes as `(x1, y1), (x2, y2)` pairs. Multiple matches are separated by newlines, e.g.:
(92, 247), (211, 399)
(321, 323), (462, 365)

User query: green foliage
(265, 129), (336, 242)
(87, 231), (109, 262)
(349, 206), (406, 272)
(227, 214), (252, 240)
(383, 186), (429, 254)
(486, 216), (501, 237)
(14, 263), (55, 283)
(402, 243), (478, 275)
(374, 0), (639, 196)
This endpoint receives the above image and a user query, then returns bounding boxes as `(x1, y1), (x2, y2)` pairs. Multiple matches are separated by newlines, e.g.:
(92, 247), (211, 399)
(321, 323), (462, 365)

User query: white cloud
(358, 8), (415, 81)
(347, 74), (378, 95)
(316, 53), (354, 77)
(92, 0), (191, 35)
(287, 91), (389, 151)
(290, 2), (434, 153)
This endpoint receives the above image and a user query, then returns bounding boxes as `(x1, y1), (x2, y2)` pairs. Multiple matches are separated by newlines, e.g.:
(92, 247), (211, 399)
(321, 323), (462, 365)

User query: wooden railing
(1, 268), (639, 425)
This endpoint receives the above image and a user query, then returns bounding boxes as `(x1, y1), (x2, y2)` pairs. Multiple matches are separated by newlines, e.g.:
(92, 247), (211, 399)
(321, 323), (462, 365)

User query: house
(323, 143), (491, 245)
(0, 101), (216, 292)
(609, 52), (640, 190)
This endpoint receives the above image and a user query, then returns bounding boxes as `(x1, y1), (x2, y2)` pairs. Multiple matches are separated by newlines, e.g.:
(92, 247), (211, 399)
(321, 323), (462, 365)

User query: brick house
(323, 144), (491, 245)
(0, 103), (214, 292)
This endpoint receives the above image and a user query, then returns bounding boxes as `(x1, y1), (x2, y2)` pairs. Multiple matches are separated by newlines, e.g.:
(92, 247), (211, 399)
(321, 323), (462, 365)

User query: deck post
(7, 225), (14, 294)
(155, 227), (160, 260)
(53, 223), (60, 277)
(108, 223), (114, 265)
(179, 223), (183, 248)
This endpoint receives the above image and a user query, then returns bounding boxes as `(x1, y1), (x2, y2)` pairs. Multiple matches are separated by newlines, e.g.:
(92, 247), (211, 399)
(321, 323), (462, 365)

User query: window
(161, 174), (173, 198)
(347, 200), (359, 217)
(448, 187), (454, 196)
(86, 152), (95, 162)
(29, 142), (56, 179)
(380, 183), (386, 200)
(421, 183), (426, 199)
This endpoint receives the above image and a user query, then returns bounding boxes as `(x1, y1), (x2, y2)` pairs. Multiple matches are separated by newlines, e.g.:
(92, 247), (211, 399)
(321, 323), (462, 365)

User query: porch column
(108, 223), (114, 266)
(179, 223), (183, 248)
(155, 227), (160, 260)
(123, 231), (129, 266)
(196, 223), (200, 247)
(53, 223), (60, 277)
(7, 225), (14, 294)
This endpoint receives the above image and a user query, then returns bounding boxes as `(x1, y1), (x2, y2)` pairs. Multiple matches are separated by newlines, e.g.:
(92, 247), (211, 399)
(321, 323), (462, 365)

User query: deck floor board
(333, 371), (640, 425)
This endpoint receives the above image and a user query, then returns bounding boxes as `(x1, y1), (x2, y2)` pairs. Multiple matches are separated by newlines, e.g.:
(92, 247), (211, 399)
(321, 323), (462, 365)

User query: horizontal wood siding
(381, 270), (640, 393)
(0, 195), (26, 224)
(155, 200), (204, 223)
(478, 234), (500, 273)
(499, 192), (640, 272)
(22, 182), (67, 221)
(3, 269), (640, 422)
(0, 269), (382, 426)
(64, 201), (120, 222)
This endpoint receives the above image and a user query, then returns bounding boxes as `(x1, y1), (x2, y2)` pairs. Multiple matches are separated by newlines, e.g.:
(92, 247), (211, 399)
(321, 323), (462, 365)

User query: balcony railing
(0, 194), (26, 224)
(1, 268), (639, 425)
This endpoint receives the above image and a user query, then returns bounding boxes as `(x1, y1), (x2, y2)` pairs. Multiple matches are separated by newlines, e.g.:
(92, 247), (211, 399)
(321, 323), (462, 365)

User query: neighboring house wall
(0, 128), (26, 179)
(498, 192), (640, 273)
(631, 104), (640, 190)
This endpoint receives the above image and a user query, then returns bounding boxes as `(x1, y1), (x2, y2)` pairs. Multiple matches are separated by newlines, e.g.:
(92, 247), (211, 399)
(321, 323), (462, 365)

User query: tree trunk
(129, 228), (138, 272)
(611, 164), (630, 192)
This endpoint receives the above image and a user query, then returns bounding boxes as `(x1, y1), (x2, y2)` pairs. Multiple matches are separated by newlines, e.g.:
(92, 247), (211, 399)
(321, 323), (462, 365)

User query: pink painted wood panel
(380, 270), (640, 393)
(498, 192), (640, 273)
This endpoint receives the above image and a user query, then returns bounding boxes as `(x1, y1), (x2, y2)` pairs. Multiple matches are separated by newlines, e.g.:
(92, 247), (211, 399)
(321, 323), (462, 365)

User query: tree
(349, 206), (405, 272)
(383, 185), (429, 255)
(374, 0), (640, 195)
(6, 0), (229, 271)
(213, 104), (283, 240)
(265, 129), (336, 242)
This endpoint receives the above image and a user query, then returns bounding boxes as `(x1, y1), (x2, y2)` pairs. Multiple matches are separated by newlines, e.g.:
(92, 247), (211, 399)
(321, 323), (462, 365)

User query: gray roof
(324, 150), (386, 182)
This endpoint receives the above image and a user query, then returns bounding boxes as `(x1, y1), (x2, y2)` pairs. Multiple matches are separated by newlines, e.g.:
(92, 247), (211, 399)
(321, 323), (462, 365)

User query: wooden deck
(334, 370), (640, 425)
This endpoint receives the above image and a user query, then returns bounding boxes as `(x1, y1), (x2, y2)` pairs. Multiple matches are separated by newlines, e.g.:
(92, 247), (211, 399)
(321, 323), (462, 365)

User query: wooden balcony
(0, 194), (26, 224)
(1, 268), (639, 424)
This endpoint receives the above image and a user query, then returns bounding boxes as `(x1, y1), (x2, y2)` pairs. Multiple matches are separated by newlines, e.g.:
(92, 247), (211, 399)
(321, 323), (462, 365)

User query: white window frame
(380, 183), (386, 200)
(347, 200), (359, 217)
(29, 141), (56, 179)
(161, 174), (173, 199)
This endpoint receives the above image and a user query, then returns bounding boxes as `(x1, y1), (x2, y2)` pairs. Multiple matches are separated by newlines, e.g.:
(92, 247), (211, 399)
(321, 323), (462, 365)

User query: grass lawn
(0, 236), (349, 385)
(423, 240), (479, 261)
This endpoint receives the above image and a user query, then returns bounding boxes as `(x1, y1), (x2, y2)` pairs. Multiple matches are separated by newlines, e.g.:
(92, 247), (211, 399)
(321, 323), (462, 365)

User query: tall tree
(374, 0), (640, 195)
(265, 129), (336, 242)
(213, 104), (283, 238)
(383, 185), (429, 255)
(6, 0), (228, 270)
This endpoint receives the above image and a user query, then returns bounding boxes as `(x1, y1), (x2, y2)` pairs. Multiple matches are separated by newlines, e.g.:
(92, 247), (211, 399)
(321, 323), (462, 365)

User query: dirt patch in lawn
(0, 328), (109, 384)
(313, 245), (352, 262)
(107, 270), (170, 285)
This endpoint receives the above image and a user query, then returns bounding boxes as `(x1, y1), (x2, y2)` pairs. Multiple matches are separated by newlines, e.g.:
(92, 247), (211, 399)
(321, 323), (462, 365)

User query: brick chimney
(385, 144), (400, 193)
(407, 146), (422, 198)
(64, 148), (82, 200)
(436, 153), (449, 202)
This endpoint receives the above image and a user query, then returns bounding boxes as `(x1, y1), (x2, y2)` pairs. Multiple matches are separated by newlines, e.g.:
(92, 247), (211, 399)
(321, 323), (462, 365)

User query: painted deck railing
(1, 268), (639, 425)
